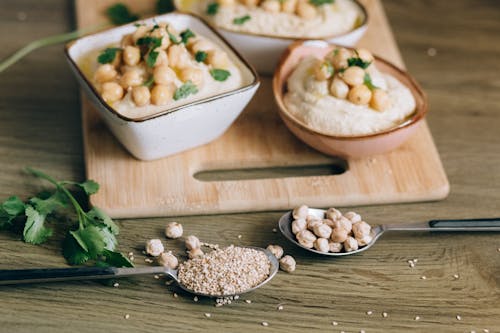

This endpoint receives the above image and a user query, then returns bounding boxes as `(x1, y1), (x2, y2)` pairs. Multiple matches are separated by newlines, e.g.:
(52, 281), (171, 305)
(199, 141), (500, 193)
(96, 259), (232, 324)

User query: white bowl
(65, 13), (260, 161)
(176, 0), (368, 74)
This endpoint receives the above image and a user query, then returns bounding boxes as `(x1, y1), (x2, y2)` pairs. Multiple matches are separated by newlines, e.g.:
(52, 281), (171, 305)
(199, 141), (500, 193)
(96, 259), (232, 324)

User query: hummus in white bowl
(183, 0), (364, 39)
(283, 48), (416, 136)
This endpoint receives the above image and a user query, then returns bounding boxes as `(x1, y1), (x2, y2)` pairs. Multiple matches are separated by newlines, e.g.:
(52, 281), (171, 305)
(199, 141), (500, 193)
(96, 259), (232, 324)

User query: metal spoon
(0, 246), (279, 298)
(279, 208), (500, 256)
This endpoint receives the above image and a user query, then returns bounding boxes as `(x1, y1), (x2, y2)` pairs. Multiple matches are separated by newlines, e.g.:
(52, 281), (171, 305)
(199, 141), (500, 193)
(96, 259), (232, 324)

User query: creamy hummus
(283, 56), (416, 136)
(187, 0), (362, 38)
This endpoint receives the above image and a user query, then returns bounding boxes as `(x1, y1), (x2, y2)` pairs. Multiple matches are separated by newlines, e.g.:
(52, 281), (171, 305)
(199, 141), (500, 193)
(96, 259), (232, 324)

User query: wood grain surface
(79, 0), (449, 218)
(0, 0), (499, 332)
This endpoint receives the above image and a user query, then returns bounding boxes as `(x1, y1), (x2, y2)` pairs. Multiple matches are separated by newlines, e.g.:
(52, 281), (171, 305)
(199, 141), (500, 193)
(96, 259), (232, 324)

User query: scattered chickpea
(165, 222), (183, 239)
(330, 77), (349, 99)
(292, 218), (307, 234)
(296, 1), (317, 19)
(94, 64), (117, 83)
(179, 67), (204, 87)
(146, 239), (165, 257)
(266, 244), (284, 259)
(132, 86), (151, 106)
(314, 238), (329, 253)
(312, 223), (332, 238)
(348, 85), (372, 105)
(341, 66), (366, 86)
(123, 45), (141, 66)
(101, 82), (124, 103)
(261, 0), (281, 13)
(293, 205), (309, 219)
(185, 235), (201, 250)
(151, 84), (175, 106)
(158, 252), (179, 269)
(188, 247), (205, 259)
(344, 236), (359, 252)
(279, 255), (296, 272)
(370, 88), (391, 111)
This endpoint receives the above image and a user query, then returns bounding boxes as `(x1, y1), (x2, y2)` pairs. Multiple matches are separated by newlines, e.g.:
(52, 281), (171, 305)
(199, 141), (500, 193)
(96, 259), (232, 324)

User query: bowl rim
(64, 11), (260, 124)
(175, 0), (368, 41)
(272, 40), (428, 141)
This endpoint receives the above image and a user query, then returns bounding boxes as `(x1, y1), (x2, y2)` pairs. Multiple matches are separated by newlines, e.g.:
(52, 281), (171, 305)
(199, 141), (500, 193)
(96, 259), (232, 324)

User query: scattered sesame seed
(471, 331), (476, 333)
(124, 314), (130, 319)
(245, 299), (252, 304)
(277, 305), (284, 311)
(129, 256), (135, 261)
(497, 248), (500, 252)
(409, 262), (415, 268)
(215, 303), (223, 307)
(341, 331), (345, 333)
(165, 280), (174, 286)
(205, 313), (211, 318)
(421, 276), (427, 280)
(413, 258), (418, 263)
(194, 296), (199, 302)
(234, 295), (240, 300)
(113, 282), (119, 287)
(261, 322), (269, 327)
(142, 250), (146, 254)
(382, 312), (388, 318)
(332, 321), (338, 326)
(145, 258), (153, 263)
(128, 252), (134, 256)
(154, 275), (160, 279)
(453, 274), (460, 279)
(360, 330), (366, 333)
(237, 235), (242, 239)
(427, 47), (437, 56)
(366, 311), (373, 315)
(414, 316), (420, 321)
(272, 228), (277, 233)
(456, 315), (462, 321)
(173, 293), (178, 298)
(483, 329), (490, 333)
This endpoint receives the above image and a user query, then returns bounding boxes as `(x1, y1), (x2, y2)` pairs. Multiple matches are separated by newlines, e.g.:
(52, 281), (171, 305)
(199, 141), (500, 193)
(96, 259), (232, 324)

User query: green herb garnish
(210, 68), (231, 82)
(0, 168), (133, 267)
(174, 81), (199, 100)
(106, 3), (139, 25)
(157, 0), (175, 14)
(180, 29), (196, 44)
(206, 2), (220, 15)
(136, 36), (162, 48)
(166, 26), (181, 44)
(309, 0), (335, 6)
(195, 51), (208, 63)
(146, 50), (159, 67)
(97, 47), (122, 64)
(347, 57), (371, 69)
(364, 73), (379, 91)
(233, 15), (251, 25)
(143, 76), (155, 87)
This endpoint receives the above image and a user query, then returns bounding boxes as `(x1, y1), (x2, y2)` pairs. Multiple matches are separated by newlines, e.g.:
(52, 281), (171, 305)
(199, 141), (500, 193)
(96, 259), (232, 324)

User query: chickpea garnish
(327, 48), (352, 70)
(242, 0), (261, 6)
(206, 50), (230, 69)
(94, 64), (117, 83)
(341, 66), (366, 86)
(179, 67), (204, 87)
(261, 0), (281, 13)
(151, 84), (175, 106)
(168, 44), (191, 69)
(314, 60), (334, 81)
(120, 69), (143, 89)
(329, 77), (349, 99)
(123, 46), (141, 66)
(131, 86), (151, 106)
(218, 0), (237, 6)
(370, 88), (391, 112)
(101, 82), (124, 103)
(153, 65), (177, 85)
(282, 0), (298, 13)
(348, 84), (372, 105)
(296, 1), (317, 19)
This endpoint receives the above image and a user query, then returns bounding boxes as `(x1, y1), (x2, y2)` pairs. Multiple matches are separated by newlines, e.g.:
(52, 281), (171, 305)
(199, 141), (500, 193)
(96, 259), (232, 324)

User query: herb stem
(0, 24), (108, 74)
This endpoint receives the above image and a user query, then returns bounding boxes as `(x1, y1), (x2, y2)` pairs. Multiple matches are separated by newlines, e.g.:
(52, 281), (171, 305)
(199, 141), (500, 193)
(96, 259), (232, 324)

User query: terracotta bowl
(273, 40), (428, 158)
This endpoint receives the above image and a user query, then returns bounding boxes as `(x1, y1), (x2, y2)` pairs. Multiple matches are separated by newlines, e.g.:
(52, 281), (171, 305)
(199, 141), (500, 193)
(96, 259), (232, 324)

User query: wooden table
(0, 1), (499, 332)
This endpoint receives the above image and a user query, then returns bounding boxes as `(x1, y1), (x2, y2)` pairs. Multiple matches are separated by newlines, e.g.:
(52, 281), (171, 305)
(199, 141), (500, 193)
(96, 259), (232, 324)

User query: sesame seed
(277, 305), (284, 311)
(366, 311), (373, 315)
(382, 312), (388, 318)
(124, 314), (130, 319)
(340, 331), (345, 333)
(194, 296), (199, 302)
(332, 321), (338, 326)
(413, 258), (418, 263)
(272, 228), (277, 233)
(453, 274), (460, 279)
(409, 262), (415, 268)
(414, 316), (420, 321)
(173, 293), (178, 298)
(205, 313), (211, 318)
(483, 329), (490, 333)
(456, 315), (462, 321)
(154, 275), (160, 279)
(128, 252), (134, 256)
(421, 276), (427, 280)
(471, 331), (476, 333)
(360, 330), (366, 333)
(145, 258), (153, 263)
(497, 248), (500, 252)
(234, 295), (240, 300)
(261, 322), (269, 327)
(215, 303), (223, 307)
(113, 282), (119, 288)
(245, 299), (252, 304)
(427, 47), (437, 56)
(237, 235), (242, 239)
(129, 256), (135, 261)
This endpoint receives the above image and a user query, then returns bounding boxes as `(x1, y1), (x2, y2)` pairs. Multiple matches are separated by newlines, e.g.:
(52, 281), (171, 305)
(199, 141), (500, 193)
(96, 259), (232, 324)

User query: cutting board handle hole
(193, 161), (348, 182)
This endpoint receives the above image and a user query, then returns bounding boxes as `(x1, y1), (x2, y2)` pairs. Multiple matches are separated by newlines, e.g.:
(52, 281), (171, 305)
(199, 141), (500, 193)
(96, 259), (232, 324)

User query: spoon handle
(385, 218), (500, 232)
(0, 266), (168, 285)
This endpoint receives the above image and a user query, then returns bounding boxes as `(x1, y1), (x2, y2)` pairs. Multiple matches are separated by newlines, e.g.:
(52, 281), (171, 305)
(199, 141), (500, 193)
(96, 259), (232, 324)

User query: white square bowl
(65, 12), (260, 161)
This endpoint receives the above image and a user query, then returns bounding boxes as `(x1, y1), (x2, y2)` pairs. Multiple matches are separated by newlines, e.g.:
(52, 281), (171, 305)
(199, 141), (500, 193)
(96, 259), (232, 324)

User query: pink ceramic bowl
(273, 40), (428, 158)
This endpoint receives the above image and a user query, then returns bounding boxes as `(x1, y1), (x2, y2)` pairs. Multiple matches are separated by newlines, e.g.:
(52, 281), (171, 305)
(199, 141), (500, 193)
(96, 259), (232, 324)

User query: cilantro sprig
(0, 168), (133, 268)
(97, 47), (122, 64)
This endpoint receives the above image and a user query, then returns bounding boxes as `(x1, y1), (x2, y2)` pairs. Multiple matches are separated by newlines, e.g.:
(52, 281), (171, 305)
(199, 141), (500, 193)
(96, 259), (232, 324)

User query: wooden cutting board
(76, 0), (449, 218)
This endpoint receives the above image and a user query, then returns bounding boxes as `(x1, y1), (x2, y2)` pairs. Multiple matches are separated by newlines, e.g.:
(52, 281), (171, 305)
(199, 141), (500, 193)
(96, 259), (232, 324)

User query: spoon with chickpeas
(279, 206), (500, 256)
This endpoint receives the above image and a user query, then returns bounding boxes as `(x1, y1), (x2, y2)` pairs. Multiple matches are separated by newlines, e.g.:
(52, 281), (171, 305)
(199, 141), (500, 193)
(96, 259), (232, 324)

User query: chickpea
(348, 85), (372, 105)
(356, 234), (373, 246)
(328, 242), (343, 253)
(154, 49), (169, 67)
(131, 86), (151, 106)
(132, 25), (149, 44)
(185, 235), (201, 251)
(343, 236), (359, 252)
(314, 60), (334, 81)
(151, 84), (175, 106)
(179, 67), (204, 87)
(291, 218), (307, 234)
(123, 45), (141, 66)
(296, 229), (316, 243)
(352, 221), (371, 239)
(150, 28), (170, 50)
(337, 216), (352, 234)
(325, 207), (342, 221)
(188, 248), (205, 259)
(312, 223), (332, 239)
(341, 66), (365, 86)
(298, 238), (314, 249)
(158, 252), (178, 269)
(101, 82), (124, 103)
(206, 49), (229, 69)
(330, 227), (348, 243)
(344, 211), (362, 224)
(261, 0), (281, 13)
(279, 255), (296, 273)
(120, 69), (143, 89)
(145, 239), (164, 257)
(242, 0), (260, 6)
(266, 244), (284, 259)
(314, 238), (329, 253)
(282, 0), (298, 13)
(94, 64), (117, 83)
(327, 47), (352, 70)
(330, 77), (349, 99)
(165, 222), (183, 239)
(296, 1), (317, 19)
(218, 0), (236, 6)
(153, 65), (177, 85)
(293, 205), (309, 219)
(190, 39), (214, 54)
(370, 88), (391, 112)
(356, 48), (374, 63)
(120, 34), (134, 48)
(307, 218), (323, 231)
(168, 44), (191, 69)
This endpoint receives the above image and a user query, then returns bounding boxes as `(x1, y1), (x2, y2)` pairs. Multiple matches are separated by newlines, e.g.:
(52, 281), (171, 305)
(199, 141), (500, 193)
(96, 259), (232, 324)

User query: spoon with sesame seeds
(279, 208), (500, 256)
(0, 246), (279, 298)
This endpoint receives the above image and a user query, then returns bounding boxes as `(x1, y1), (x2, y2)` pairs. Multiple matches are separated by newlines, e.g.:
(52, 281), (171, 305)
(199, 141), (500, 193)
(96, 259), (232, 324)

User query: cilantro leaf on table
(29, 191), (66, 215)
(210, 68), (231, 82)
(174, 81), (199, 100)
(86, 207), (119, 235)
(101, 249), (134, 268)
(0, 196), (26, 228)
(23, 205), (52, 245)
(62, 233), (90, 265)
(106, 3), (139, 25)
(78, 180), (100, 195)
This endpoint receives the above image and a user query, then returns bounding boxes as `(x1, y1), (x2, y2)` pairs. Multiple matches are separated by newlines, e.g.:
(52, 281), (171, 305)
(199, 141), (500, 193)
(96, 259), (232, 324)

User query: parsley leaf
(146, 50), (159, 67)
(206, 2), (219, 15)
(309, 0), (335, 6)
(347, 57), (371, 69)
(106, 3), (139, 25)
(174, 81), (199, 100)
(210, 68), (231, 82)
(233, 15), (251, 25)
(23, 205), (52, 245)
(180, 29), (196, 44)
(157, 0), (175, 14)
(364, 73), (379, 91)
(195, 51), (208, 63)
(97, 48), (121, 64)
